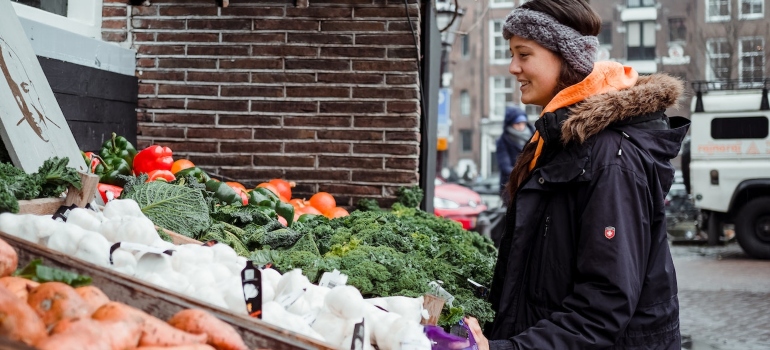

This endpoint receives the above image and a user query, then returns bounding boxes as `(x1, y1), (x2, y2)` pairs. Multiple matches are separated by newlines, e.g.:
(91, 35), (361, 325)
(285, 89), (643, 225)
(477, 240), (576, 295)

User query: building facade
(444, 0), (769, 180)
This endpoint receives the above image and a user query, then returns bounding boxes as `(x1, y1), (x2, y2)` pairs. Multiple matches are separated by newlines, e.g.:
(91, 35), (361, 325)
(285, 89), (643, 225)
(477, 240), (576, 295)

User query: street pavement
(672, 242), (770, 350)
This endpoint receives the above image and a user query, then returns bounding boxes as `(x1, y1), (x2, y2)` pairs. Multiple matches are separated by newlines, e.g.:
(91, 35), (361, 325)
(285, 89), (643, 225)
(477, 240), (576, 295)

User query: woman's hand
(464, 316), (490, 350)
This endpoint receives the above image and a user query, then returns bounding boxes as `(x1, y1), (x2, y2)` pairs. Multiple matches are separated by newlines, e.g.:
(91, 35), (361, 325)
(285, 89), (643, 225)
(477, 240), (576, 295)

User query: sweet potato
(167, 309), (248, 350)
(27, 282), (90, 328)
(92, 302), (207, 347)
(136, 345), (216, 350)
(0, 285), (47, 346)
(36, 321), (112, 350)
(51, 316), (142, 350)
(0, 276), (39, 301)
(76, 285), (111, 314)
(0, 238), (18, 277)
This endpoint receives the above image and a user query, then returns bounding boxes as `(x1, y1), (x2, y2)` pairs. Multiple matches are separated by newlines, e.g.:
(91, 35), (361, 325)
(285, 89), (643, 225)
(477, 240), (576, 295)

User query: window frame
(460, 34), (470, 58)
(706, 0), (731, 22)
(627, 0), (656, 8)
(460, 90), (471, 117)
(10, 0), (103, 38)
(490, 0), (515, 9)
(626, 21), (657, 61)
(739, 0), (764, 19)
(489, 20), (511, 65)
(706, 38), (731, 81)
(460, 129), (473, 153)
(599, 21), (613, 45)
(738, 36), (765, 85)
(668, 17), (687, 42)
(489, 77), (515, 121)
(711, 116), (769, 139)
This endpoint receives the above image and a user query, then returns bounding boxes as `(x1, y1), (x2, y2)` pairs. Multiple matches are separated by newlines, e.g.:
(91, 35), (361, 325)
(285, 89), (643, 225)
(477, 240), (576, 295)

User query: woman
(465, 0), (689, 349)
(496, 106), (535, 205)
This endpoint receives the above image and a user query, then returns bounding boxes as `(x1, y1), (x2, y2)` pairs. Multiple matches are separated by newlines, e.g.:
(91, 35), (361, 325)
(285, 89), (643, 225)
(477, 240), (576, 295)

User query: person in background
(496, 106), (534, 205)
(464, 0), (689, 349)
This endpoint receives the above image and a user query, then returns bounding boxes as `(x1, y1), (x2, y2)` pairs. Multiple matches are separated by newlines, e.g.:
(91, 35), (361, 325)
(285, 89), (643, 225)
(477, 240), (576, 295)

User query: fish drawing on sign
(0, 37), (60, 142)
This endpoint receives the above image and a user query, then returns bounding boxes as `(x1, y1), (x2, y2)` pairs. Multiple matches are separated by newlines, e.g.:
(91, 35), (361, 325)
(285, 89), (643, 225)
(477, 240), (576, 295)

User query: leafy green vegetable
(0, 157), (81, 213)
(120, 177), (211, 238)
(396, 186), (424, 208)
(199, 222), (250, 256)
(14, 258), (92, 287)
(0, 183), (19, 213)
(211, 204), (276, 227)
(356, 198), (382, 212)
(35, 157), (82, 198)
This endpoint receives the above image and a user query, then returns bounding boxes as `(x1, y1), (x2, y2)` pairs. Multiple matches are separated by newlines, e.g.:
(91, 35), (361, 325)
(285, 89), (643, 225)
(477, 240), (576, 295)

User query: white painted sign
(0, 0), (86, 173)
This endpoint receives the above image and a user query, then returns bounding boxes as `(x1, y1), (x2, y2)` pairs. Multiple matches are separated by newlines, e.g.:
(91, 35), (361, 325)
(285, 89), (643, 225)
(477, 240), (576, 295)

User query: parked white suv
(686, 81), (770, 259)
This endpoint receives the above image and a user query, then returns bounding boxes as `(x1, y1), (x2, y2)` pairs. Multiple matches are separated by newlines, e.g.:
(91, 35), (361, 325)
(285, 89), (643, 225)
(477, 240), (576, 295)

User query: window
(490, 151), (499, 174)
(626, 21), (656, 60)
(739, 37), (765, 84)
(12, 0), (67, 16)
(711, 117), (768, 139)
(707, 39), (731, 80)
(491, 0), (514, 8)
(490, 20), (511, 64)
(740, 0), (764, 18)
(525, 105), (542, 117)
(599, 22), (613, 45)
(10, 0), (103, 38)
(669, 18), (686, 41)
(460, 130), (473, 152)
(707, 0), (730, 21)
(461, 35), (470, 58)
(490, 77), (514, 119)
(460, 90), (471, 116)
(627, 0), (655, 7)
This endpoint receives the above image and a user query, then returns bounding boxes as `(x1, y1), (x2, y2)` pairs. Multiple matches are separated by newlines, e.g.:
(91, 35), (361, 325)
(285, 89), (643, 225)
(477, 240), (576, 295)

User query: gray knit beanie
(502, 8), (599, 76)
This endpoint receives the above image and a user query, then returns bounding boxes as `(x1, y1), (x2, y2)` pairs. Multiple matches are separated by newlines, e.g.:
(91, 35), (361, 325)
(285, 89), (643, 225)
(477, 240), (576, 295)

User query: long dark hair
(505, 0), (602, 199)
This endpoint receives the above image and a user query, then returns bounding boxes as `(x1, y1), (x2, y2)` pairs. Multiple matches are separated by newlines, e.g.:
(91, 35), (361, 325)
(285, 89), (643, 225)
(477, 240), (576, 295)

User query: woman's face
(508, 35), (562, 107)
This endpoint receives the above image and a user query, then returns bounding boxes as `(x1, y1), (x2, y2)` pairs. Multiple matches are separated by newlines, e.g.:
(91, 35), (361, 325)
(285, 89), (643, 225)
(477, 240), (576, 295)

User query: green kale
(395, 186), (424, 208)
(258, 227), (304, 249)
(356, 198), (381, 212)
(198, 221), (250, 256)
(35, 157), (82, 198)
(0, 162), (39, 200)
(211, 204), (275, 226)
(0, 184), (19, 213)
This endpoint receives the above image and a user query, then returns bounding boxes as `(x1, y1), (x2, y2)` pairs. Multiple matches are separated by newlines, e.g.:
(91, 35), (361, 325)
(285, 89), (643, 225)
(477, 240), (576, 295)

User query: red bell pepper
(133, 145), (173, 175)
(82, 151), (100, 173)
(97, 183), (123, 203)
(146, 169), (176, 182)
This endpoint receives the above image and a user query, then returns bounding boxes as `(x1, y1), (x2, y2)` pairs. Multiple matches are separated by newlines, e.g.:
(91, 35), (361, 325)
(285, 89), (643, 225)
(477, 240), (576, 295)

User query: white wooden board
(0, 0), (87, 173)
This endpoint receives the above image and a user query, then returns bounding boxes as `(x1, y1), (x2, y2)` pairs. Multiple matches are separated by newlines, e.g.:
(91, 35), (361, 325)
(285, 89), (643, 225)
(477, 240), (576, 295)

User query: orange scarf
(528, 61), (639, 170)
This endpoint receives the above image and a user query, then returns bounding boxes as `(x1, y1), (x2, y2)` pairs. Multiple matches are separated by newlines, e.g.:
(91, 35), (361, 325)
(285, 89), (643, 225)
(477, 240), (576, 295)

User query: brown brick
(285, 169), (351, 181)
(188, 99), (249, 111)
(188, 45), (250, 56)
(319, 156), (382, 169)
(188, 155), (252, 166)
(103, 7), (127, 17)
(286, 7), (352, 18)
(133, 33), (154, 42)
(253, 128), (316, 140)
(386, 157), (418, 170)
(254, 19), (318, 31)
(320, 101), (384, 114)
(131, 19), (184, 29)
(102, 31), (127, 42)
(220, 7), (284, 17)
(157, 33), (219, 42)
(319, 184), (382, 196)
(254, 155), (315, 168)
(321, 21), (385, 31)
(223, 33), (285, 43)
(286, 59), (349, 71)
(160, 141), (218, 153)
(284, 116), (351, 127)
(387, 21), (420, 32)
(155, 114), (216, 125)
(320, 47), (385, 58)
(137, 45), (185, 55)
(354, 6), (418, 18)
(158, 85), (219, 96)
(287, 33), (353, 45)
(187, 127), (253, 139)
(188, 72), (249, 83)
(131, 6), (157, 16)
(252, 46), (317, 57)
(187, 19), (252, 30)
(252, 73), (315, 83)
(102, 20), (126, 30)
(386, 74), (417, 85)
(137, 126), (185, 138)
(219, 115), (282, 126)
(353, 60), (417, 72)
(352, 170), (417, 183)
(219, 169), (285, 183)
(137, 111), (152, 122)
(136, 139), (152, 150)
(385, 131), (419, 141)
(251, 101), (318, 113)
(317, 73), (383, 84)
(138, 98), (185, 109)
(285, 142), (350, 154)
(286, 86), (349, 98)
(137, 58), (156, 68)
(220, 59), (282, 70)
(318, 130), (382, 141)
(221, 86), (284, 97)
(354, 116), (419, 128)
(354, 143), (418, 155)
(138, 70), (185, 81)
(356, 34), (413, 46)
(387, 101), (419, 113)
(159, 6), (218, 16)
(138, 83), (155, 95)
(221, 142), (282, 153)
(387, 48), (418, 58)
(354, 87), (417, 99)
(158, 59), (216, 69)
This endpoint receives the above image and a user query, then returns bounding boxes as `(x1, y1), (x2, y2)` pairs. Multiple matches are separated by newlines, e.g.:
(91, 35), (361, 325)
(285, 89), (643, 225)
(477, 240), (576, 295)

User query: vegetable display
(0, 157), (82, 214)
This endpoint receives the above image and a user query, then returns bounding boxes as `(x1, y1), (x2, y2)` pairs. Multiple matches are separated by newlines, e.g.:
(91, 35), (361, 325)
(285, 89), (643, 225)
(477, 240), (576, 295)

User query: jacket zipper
(535, 215), (551, 294)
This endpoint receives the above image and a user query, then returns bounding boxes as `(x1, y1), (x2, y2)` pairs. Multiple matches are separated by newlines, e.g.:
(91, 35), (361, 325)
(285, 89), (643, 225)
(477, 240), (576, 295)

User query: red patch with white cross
(605, 226), (616, 239)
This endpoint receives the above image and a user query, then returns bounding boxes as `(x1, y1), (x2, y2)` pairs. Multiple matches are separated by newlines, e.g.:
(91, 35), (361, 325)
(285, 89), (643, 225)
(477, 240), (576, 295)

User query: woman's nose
(509, 59), (521, 75)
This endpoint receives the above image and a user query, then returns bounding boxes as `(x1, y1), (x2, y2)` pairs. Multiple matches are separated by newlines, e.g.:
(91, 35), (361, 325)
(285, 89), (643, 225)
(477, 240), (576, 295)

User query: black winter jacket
(487, 74), (689, 350)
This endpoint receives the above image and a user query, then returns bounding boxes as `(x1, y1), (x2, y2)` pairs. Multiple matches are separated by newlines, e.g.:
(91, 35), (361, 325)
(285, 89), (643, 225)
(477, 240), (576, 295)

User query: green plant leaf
(14, 258), (92, 287)
(121, 180), (211, 238)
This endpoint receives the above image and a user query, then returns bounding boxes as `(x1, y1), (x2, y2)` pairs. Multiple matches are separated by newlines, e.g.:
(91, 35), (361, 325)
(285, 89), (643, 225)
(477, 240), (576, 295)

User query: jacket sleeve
(496, 139), (515, 176)
(504, 164), (653, 349)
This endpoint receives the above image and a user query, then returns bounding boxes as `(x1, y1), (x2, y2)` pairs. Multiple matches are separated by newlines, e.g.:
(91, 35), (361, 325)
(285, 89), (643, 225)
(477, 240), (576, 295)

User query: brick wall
(101, 0), (423, 207)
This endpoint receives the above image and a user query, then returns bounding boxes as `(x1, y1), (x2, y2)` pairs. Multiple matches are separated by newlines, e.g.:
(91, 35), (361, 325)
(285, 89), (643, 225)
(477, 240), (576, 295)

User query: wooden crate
(0, 232), (333, 350)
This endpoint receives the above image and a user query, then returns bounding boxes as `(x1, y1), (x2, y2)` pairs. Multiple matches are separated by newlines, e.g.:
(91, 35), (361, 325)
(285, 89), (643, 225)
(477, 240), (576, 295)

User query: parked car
(434, 178), (487, 230)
